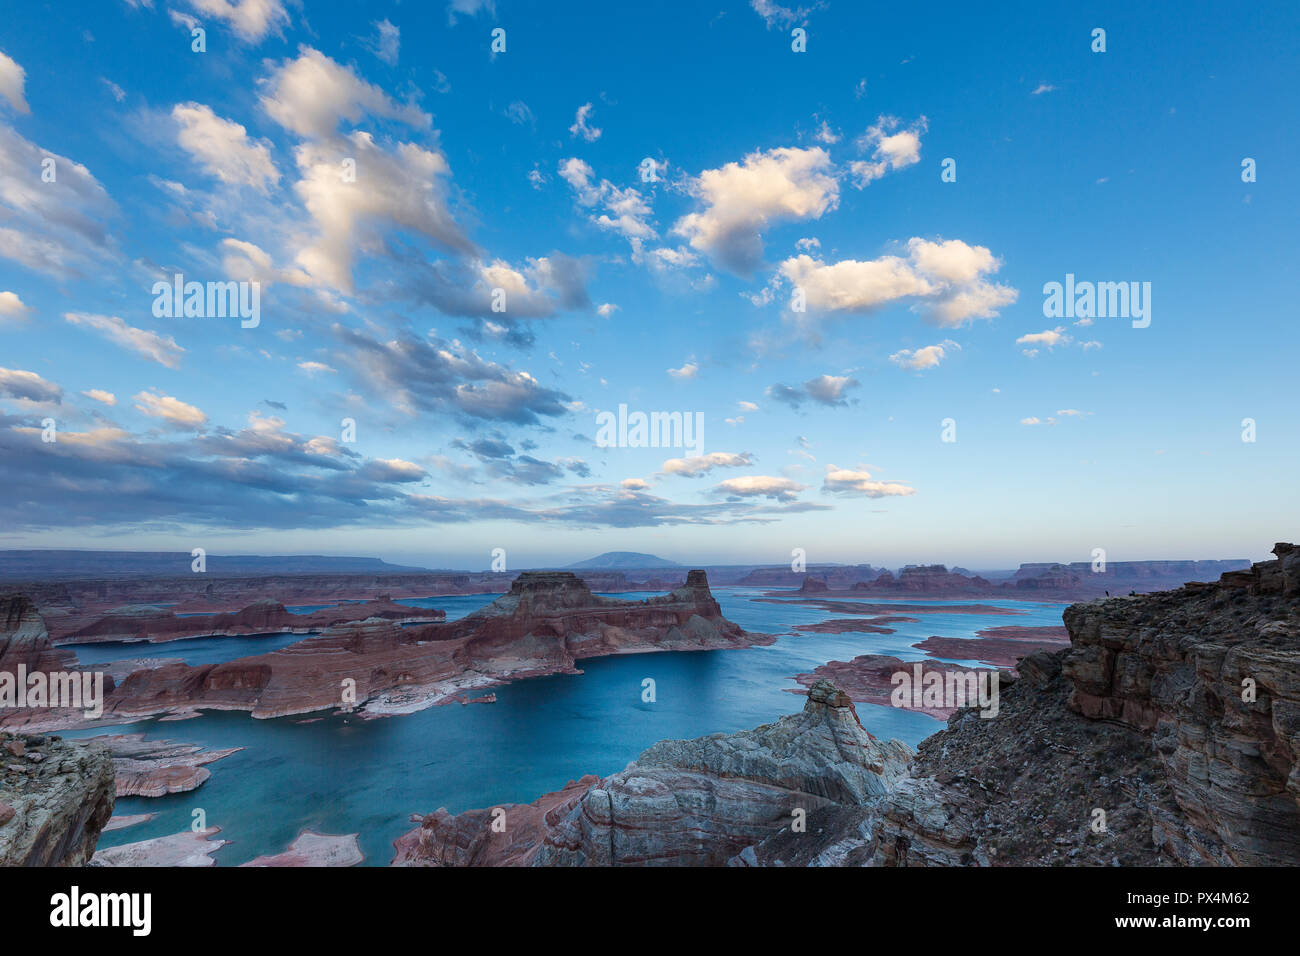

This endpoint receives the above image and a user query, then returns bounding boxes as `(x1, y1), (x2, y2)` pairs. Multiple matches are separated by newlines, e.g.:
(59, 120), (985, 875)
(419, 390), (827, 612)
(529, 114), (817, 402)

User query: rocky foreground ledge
(394, 542), (1300, 866)
(0, 731), (114, 866)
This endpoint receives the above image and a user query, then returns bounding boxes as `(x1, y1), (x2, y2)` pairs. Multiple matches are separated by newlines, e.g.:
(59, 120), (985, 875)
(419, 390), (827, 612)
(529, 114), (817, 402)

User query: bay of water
(68, 588), (1066, 866)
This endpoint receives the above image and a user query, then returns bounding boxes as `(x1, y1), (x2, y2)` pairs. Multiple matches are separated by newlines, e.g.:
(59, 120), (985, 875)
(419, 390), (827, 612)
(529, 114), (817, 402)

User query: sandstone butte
(394, 542), (1300, 867)
(0, 569), (770, 730)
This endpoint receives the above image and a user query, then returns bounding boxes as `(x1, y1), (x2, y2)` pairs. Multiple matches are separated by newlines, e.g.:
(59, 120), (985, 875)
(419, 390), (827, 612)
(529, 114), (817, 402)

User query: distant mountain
(0, 550), (432, 580)
(566, 551), (681, 570)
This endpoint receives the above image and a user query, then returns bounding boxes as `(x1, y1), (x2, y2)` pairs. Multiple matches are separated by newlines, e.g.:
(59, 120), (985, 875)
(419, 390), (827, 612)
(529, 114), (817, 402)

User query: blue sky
(0, 0), (1295, 569)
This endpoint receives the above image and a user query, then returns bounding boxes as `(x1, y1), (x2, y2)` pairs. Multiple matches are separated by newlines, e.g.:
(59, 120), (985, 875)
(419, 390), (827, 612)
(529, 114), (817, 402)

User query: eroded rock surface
(0, 731), (114, 865)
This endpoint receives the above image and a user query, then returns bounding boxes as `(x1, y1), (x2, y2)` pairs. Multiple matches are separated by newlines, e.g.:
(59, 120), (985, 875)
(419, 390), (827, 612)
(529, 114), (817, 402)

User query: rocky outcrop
(79, 570), (768, 725)
(0, 731), (115, 865)
(394, 680), (912, 866)
(1060, 542), (1300, 865)
(91, 826), (227, 866)
(391, 543), (1300, 867)
(93, 734), (243, 797)
(0, 594), (77, 673)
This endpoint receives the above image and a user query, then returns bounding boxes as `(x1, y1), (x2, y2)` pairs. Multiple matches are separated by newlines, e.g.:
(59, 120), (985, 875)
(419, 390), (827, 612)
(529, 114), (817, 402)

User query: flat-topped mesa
(78, 567), (766, 725)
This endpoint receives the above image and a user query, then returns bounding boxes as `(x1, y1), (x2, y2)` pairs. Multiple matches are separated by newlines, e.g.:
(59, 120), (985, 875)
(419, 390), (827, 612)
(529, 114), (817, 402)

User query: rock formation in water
(50, 596), (443, 645)
(70, 570), (768, 725)
(394, 543), (1300, 867)
(0, 731), (115, 865)
(93, 734), (243, 797)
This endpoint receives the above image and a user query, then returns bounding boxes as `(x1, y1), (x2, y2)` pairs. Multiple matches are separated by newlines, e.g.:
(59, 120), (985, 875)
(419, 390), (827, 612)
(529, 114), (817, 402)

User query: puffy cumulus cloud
(289, 131), (476, 292)
(64, 313), (184, 368)
(187, 0), (290, 43)
(569, 102), (602, 142)
(674, 146), (838, 276)
(822, 464), (916, 498)
(0, 50), (29, 114)
(890, 339), (959, 371)
(133, 389), (208, 429)
(260, 47), (430, 139)
(0, 125), (117, 278)
(331, 325), (573, 424)
(714, 474), (806, 502)
(82, 389), (116, 406)
(0, 367), (62, 403)
(620, 477), (650, 490)
(850, 115), (927, 187)
(661, 451), (754, 477)
(667, 360), (698, 380)
(766, 374), (859, 408)
(0, 290), (30, 319)
(173, 102), (280, 191)
(777, 237), (1017, 328)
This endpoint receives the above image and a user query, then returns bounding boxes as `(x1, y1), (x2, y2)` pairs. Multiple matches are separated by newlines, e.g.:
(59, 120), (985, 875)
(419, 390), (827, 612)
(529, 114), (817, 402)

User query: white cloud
(890, 339), (959, 371)
(187, 0), (289, 42)
(0, 367), (61, 403)
(1031, 83), (1057, 95)
(297, 360), (336, 374)
(596, 302), (618, 317)
(777, 237), (1017, 328)
(64, 312), (184, 368)
(368, 19), (400, 64)
(715, 474), (805, 501)
(0, 125), (116, 278)
(82, 389), (117, 406)
(0, 50), (30, 114)
(569, 102), (602, 142)
(0, 290), (30, 319)
(667, 360), (698, 380)
(674, 146), (838, 276)
(173, 102), (279, 191)
(662, 452), (753, 477)
(850, 115), (926, 187)
(260, 47), (430, 139)
(289, 131), (474, 292)
(621, 477), (650, 490)
(133, 389), (208, 428)
(822, 464), (915, 498)
(1016, 327), (1070, 351)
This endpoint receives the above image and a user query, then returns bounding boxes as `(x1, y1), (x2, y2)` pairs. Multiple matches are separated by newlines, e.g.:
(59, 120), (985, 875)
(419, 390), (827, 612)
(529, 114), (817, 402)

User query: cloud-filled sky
(0, 0), (1295, 569)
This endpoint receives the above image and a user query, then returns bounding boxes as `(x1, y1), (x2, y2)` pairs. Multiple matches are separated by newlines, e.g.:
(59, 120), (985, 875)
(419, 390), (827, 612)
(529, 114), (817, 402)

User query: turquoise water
(69, 588), (1066, 866)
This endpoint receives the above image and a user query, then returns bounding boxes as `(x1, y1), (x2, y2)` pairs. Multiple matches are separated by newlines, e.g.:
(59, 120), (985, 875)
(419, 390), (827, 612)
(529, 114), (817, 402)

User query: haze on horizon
(0, 2), (1294, 573)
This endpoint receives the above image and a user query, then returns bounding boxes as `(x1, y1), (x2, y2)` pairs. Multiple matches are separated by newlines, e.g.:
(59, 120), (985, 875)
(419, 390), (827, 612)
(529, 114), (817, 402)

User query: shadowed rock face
(0, 731), (114, 866)
(0, 594), (76, 674)
(34, 570), (766, 726)
(393, 679), (913, 866)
